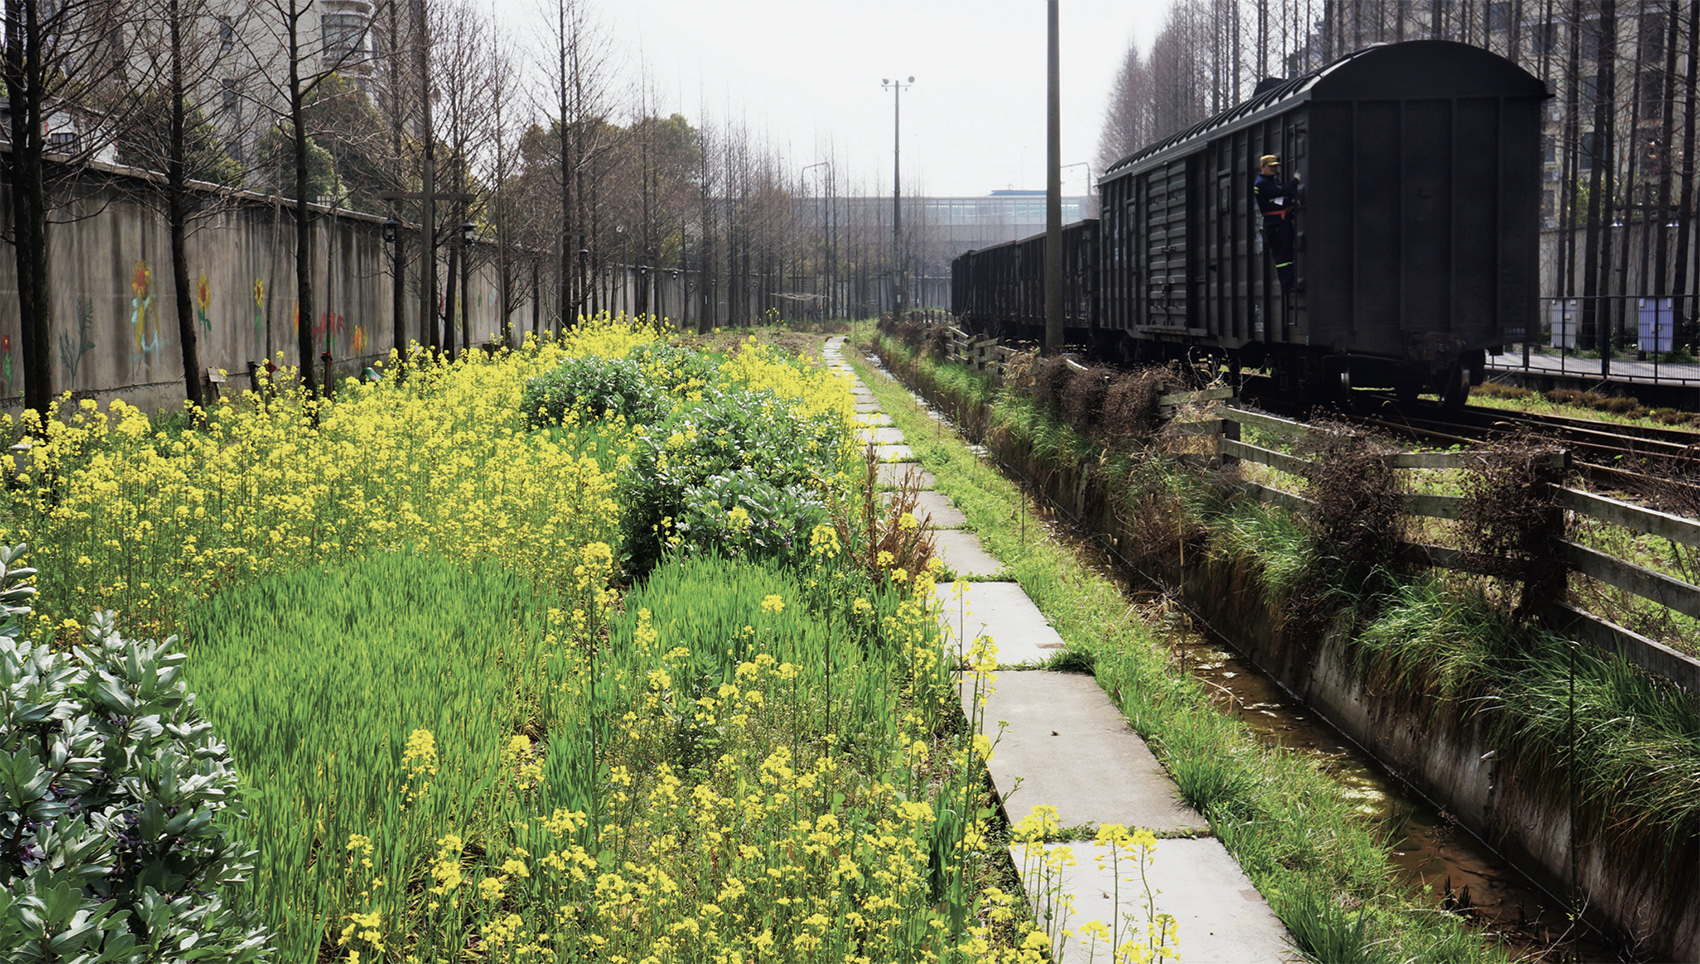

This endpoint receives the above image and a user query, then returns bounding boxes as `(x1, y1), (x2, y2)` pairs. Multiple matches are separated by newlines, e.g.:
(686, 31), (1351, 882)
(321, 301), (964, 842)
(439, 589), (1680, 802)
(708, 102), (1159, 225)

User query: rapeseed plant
(8, 317), (1060, 961)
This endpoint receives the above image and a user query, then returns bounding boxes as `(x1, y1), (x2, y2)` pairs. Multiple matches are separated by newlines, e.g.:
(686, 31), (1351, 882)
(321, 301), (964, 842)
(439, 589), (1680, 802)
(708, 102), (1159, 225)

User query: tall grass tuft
(183, 551), (572, 959)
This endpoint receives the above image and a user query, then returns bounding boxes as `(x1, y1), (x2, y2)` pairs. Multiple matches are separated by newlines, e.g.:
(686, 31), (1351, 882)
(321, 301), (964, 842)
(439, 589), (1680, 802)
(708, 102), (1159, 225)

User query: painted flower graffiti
(254, 279), (265, 347)
(131, 260), (161, 361)
(196, 273), (212, 336)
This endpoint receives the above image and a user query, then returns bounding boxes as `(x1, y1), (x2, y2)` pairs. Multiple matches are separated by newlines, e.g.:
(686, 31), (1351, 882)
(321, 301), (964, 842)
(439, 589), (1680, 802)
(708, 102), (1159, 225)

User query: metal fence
(1490, 294), (1700, 387)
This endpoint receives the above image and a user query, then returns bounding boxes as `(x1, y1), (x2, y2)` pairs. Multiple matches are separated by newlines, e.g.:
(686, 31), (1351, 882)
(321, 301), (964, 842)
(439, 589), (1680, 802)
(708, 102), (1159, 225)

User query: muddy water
(1166, 628), (1627, 963)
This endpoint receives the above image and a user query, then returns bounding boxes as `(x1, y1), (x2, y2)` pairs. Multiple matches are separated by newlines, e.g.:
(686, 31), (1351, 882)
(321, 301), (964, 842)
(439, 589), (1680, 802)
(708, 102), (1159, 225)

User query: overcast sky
(493, 0), (1174, 198)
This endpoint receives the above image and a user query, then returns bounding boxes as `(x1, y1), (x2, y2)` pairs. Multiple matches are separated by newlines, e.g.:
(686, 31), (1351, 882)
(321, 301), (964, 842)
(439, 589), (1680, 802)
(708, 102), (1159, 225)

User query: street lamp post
(381, 216), (404, 362)
(802, 161), (829, 319)
(578, 248), (591, 323)
(882, 76), (914, 316)
(459, 220), (475, 354)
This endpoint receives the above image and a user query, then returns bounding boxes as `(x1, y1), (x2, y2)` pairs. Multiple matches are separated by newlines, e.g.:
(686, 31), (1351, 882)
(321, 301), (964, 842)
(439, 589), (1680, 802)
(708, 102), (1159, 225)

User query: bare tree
(120, 0), (251, 409)
(1096, 42), (1154, 174)
(249, 0), (374, 395)
(4, 0), (143, 420)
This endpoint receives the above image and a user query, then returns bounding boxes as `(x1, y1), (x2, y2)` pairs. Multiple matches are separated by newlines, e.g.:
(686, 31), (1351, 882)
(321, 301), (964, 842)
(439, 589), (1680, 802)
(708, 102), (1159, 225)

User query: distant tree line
(3, 0), (895, 424)
(1097, 1), (1700, 350)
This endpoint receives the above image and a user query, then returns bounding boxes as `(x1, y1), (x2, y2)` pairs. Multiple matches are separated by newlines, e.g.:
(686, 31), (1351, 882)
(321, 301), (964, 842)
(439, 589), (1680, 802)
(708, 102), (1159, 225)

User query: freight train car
(950, 218), (1098, 333)
(954, 40), (1548, 405)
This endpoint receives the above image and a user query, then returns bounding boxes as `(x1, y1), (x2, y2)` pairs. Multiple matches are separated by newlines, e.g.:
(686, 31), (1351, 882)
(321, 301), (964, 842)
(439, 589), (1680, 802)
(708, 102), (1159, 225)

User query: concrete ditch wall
(877, 342), (1700, 962)
(0, 162), (532, 413)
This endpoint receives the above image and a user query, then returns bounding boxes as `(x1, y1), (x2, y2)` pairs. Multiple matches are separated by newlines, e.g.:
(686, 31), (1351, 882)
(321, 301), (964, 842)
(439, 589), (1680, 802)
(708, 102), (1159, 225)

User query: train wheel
(1440, 362), (1470, 410)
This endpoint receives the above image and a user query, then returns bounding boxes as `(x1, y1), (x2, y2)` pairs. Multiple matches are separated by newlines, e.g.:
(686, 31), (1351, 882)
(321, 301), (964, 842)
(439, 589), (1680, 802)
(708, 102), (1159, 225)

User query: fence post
(1523, 451), (1572, 618)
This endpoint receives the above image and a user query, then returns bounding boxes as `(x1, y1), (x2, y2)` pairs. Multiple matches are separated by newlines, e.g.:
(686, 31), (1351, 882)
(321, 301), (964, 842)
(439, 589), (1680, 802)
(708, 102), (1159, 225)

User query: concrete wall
(0, 162), (537, 413)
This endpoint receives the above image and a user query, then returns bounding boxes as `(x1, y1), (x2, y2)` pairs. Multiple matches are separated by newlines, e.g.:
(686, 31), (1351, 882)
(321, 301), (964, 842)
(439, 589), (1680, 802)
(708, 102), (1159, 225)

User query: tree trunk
(444, 240), (458, 359)
(290, 0), (318, 395)
(1672, 1), (1699, 335)
(1581, 0), (1616, 352)
(6, 0), (53, 423)
(168, 0), (205, 410)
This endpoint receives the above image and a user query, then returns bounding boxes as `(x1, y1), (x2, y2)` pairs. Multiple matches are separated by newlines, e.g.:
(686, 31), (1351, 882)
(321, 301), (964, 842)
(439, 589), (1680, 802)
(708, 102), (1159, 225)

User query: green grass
(847, 336), (1515, 964)
(183, 551), (568, 958)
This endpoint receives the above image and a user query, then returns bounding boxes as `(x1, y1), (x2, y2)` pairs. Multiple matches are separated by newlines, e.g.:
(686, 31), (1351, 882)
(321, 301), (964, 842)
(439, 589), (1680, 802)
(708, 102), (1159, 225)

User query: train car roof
(1101, 40), (1548, 180)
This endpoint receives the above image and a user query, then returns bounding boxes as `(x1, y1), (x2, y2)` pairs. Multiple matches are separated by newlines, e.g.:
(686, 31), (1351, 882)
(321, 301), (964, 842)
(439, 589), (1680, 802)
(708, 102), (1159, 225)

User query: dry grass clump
(847, 441), (937, 580)
(1102, 367), (1172, 446)
(1543, 388), (1647, 419)
(1061, 364), (1110, 433)
(1299, 421), (1407, 576)
(923, 324), (952, 361)
(1033, 356), (1074, 416)
(1472, 381), (1534, 401)
(1452, 433), (1568, 617)
(999, 348), (1041, 391)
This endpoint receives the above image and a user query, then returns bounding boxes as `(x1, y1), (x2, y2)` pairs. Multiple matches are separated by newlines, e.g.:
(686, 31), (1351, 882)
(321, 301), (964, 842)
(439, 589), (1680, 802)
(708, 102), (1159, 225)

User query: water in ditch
(1162, 618), (1628, 964)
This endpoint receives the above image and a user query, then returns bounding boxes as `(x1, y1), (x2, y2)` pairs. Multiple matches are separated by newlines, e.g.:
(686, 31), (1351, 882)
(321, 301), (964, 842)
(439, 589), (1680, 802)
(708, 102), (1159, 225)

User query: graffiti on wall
(315, 311), (346, 353)
(130, 260), (161, 362)
(253, 279), (265, 347)
(195, 273), (212, 336)
(0, 335), (14, 396)
(351, 325), (369, 354)
(60, 297), (96, 384)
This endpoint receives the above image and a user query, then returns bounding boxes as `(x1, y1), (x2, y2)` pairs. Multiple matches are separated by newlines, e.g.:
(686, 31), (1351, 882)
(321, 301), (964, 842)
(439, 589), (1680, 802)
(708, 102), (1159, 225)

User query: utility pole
(1045, 0), (1063, 354)
(883, 76), (914, 315)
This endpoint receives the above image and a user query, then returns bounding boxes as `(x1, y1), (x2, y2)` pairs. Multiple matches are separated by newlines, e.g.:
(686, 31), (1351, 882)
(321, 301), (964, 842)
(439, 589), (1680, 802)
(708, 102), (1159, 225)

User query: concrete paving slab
(881, 489), (967, 528)
(856, 426), (906, 444)
(854, 402), (882, 413)
(1013, 839), (1291, 963)
(933, 581), (1063, 665)
(968, 671), (1205, 832)
(875, 444), (915, 462)
(854, 412), (895, 427)
(877, 462), (934, 488)
(934, 529), (1005, 577)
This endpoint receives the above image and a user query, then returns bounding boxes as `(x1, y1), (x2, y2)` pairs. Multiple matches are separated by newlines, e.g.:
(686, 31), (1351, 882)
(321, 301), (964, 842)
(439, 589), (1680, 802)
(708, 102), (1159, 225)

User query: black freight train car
(955, 40), (1548, 405)
(952, 219), (1098, 333)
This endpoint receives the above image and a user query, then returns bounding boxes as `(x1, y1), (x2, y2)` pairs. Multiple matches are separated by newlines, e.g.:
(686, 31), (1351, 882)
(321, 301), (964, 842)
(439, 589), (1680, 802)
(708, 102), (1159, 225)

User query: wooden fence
(931, 327), (1700, 695)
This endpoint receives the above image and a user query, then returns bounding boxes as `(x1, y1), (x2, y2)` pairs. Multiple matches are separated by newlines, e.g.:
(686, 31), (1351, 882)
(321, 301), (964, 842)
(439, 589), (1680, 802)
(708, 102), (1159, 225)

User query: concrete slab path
(934, 529), (1006, 577)
(832, 336), (1292, 963)
(857, 426), (906, 444)
(875, 444), (916, 462)
(877, 462), (935, 488)
(1015, 839), (1292, 963)
(966, 671), (1206, 832)
(910, 490), (968, 528)
(933, 581), (1065, 665)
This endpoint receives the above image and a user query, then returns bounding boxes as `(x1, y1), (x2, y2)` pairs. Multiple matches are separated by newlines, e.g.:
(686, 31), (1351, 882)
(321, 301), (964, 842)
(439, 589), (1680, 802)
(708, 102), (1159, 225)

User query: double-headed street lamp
(882, 76), (913, 315)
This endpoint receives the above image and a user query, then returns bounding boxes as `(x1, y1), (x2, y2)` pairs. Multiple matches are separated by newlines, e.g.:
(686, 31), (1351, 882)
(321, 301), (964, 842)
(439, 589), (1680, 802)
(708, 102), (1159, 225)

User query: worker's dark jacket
(1253, 172), (1292, 217)
(1253, 171), (1297, 292)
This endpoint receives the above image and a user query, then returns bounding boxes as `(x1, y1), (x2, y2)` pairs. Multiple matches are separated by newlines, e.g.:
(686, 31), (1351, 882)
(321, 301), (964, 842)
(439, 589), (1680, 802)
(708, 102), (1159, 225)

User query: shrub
(627, 341), (717, 395)
(622, 383), (849, 575)
(1101, 367), (1169, 445)
(1300, 422), (1406, 578)
(1033, 356), (1073, 416)
(1061, 365), (1110, 433)
(519, 353), (667, 427)
(0, 545), (270, 962)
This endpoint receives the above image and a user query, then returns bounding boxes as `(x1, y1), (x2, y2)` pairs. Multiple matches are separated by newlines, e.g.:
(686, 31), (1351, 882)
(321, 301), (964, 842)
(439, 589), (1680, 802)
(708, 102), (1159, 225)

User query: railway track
(1238, 378), (1700, 509)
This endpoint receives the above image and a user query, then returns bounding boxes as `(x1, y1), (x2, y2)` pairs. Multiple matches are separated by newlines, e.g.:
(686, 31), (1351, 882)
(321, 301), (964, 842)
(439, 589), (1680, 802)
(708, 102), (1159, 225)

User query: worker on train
(1254, 154), (1300, 294)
